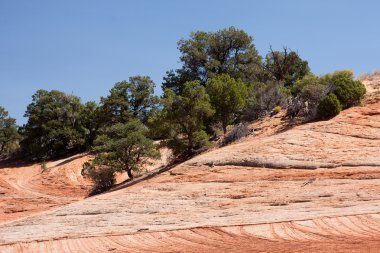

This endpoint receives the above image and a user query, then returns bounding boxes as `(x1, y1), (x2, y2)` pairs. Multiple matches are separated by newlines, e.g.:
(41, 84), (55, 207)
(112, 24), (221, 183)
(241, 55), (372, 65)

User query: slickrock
(0, 101), (379, 252)
(188, 102), (380, 169)
(0, 154), (92, 224)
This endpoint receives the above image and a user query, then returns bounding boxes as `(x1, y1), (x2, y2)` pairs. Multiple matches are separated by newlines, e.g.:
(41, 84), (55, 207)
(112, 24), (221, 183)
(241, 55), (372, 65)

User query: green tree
(317, 93), (342, 119)
(206, 74), (248, 133)
(81, 101), (102, 148)
(128, 76), (159, 122)
(0, 106), (20, 157)
(21, 90), (86, 159)
(329, 70), (366, 109)
(100, 76), (158, 125)
(100, 81), (130, 124)
(161, 81), (215, 155)
(163, 27), (262, 93)
(146, 108), (173, 140)
(90, 120), (160, 180)
(264, 47), (310, 87)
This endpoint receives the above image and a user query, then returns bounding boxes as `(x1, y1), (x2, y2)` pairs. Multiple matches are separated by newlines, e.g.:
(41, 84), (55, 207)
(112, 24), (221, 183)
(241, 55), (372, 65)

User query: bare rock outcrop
(188, 102), (380, 169)
(0, 101), (379, 252)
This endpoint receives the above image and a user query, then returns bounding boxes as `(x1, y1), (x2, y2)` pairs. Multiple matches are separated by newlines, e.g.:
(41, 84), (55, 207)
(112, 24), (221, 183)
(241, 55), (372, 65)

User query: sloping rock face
(362, 73), (380, 94)
(0, 102), (379, 252)
(188, 102), (380, 169)
(0, 154), (92, 224)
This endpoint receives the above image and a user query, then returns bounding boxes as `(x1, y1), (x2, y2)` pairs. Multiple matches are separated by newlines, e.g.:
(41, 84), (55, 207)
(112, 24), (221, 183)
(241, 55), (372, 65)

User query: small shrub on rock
(41, 161), (48, 173)
(243, 81), (289, 120)
(273, 106), (282, 113)
(330, 70), (366, 109)
(317, 93), (342, 120)
(223, 123), (250, 145)
(82, 161), (116, 195)
(287, 80), (328, 120)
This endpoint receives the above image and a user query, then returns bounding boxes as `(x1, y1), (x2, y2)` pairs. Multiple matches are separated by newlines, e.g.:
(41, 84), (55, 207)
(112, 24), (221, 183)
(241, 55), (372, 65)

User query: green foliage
(192, 130), (212, 150)
(287, 74), (329, 119)
(317, 93), (342, 119)
(206, 74), (248, 133)
(146, 108), (174, 140)
(264, 47), (310, 87)
(161, 81), (214, 156)
(0, 106), (20, 157)
(163, 27), (262, 93)
(20, 90), (86, 159)
(91, 120), (160, 180)
(242, 81), (290, 120)
(291, 74), (322, 96)
(100, 82), (130, 124)
(100, 76), (158, 125)
(330, 70), (366, 108)
(273, 106), (282, 113)
(128, 76), (159, 122)
(287, 71), (366, 120)
(80, 101), (102, 148)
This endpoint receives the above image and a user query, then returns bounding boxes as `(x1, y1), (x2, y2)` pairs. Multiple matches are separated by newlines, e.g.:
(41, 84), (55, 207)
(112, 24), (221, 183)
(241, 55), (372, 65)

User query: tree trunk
(127, 168), (134, 179)
(222, 121), (227, 135)
(187, 134), (194, 155)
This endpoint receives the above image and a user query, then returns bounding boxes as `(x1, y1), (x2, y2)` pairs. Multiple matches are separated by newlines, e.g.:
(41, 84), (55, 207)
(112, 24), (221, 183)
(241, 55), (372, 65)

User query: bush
(317, 94), (342, 120)
(330, 71), (366, 109)
(288, 71), (365, 121)
(273, 106), (281, 114)
(82, 162), (116, 195)
(243, 81), (290, 120)
(287, 76), (328, 120)
(41, 161), (48, 173)
(223, 123), (250, 145)
(290, 74), (321, 96)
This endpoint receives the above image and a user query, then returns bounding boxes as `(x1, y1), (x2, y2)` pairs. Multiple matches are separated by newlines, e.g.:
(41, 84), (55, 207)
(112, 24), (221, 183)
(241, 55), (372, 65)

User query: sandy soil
(0, 94), (379, 252)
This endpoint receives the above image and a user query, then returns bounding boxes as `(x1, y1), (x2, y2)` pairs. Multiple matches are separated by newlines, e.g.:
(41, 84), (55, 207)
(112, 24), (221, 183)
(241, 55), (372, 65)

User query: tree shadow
(273, 115), (306, 135)
(0, 159), (35, 169)
(49, 153), (88, 169)
(96, 159), (183, 196)
(0, 152), (89, 170)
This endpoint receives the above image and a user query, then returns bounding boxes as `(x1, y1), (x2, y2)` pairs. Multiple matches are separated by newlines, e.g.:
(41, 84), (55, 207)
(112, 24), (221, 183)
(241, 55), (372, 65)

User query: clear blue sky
(1, 0), (380, 124)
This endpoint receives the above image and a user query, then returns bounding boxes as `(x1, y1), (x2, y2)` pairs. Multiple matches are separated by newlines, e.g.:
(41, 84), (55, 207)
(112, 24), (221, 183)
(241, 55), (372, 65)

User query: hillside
(0, 78), (379, 252)
(0, 154), (92, 224)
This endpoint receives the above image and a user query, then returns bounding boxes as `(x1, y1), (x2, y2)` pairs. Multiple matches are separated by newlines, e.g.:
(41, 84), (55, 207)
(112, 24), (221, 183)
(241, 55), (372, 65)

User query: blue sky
(1, 0), (380, 124)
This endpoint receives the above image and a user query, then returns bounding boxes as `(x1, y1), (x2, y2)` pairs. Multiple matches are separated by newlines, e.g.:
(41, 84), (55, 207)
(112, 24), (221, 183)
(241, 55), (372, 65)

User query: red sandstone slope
(0, 98), (379, 252)
(0, 154), (92, 224)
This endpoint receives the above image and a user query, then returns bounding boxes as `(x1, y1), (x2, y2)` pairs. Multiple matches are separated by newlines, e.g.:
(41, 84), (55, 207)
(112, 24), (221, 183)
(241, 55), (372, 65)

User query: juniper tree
(206, 74), (248, 133)
(0, 106), (20, 157)
(90, 120), (160, 180)
(161, 81), (214, 155)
